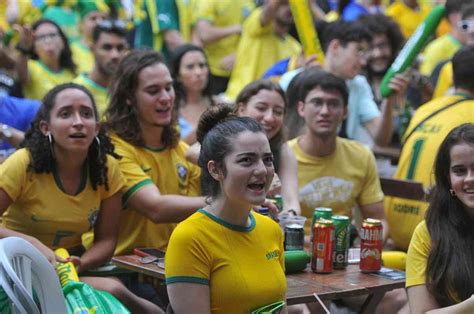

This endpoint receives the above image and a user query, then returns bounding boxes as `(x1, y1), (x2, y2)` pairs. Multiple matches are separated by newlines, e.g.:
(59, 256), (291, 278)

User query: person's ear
(297, 100), (305, 118)
(207, 160), (224, 181)
(328, 39), (341, 55)
(39, 120), (50, 136)
(237, 102), (246, 115)
(94, 122), (101, 137)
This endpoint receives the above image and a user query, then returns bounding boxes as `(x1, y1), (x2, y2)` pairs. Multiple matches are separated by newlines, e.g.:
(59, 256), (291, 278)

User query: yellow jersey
(386, 1), (431, 39)
(194, 0), (255, 77)
(288, 137), (383, 235)
(385, 94), (474, 251)
(110, 133), (201, 255)
(24, 60), (75, 100)
(0, 149), (125, 249)
(71, 41), (94, 74)
(225, 8), (301, 100)
(165, 209), (286, 313)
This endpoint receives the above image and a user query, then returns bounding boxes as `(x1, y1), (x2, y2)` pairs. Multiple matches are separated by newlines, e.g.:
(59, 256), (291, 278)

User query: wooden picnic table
(112, 255), (404, 313)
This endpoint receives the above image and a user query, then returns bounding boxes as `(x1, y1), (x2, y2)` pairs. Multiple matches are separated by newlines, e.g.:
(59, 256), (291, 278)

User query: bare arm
(12, 24), (33, 86)
(0, 125), (26, 148)
(195, 20), (241, 45)
(407, 284), (440, 314)
(127, 184), (206, 224)
(360, 201), (389, 242)
(185, 142), (201, 164)
(168, 283), (210, 313)
(278, 143), (301, 214)
(78, 192), (122, 272)
(365, 73), (410, 147)
(163, 29), (185, 52)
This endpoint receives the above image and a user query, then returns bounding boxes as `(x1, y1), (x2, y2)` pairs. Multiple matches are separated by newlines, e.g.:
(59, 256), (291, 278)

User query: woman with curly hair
(406, 123), (474, 313)
(0, 83), (161, 313)
(15, 19), (76, 100)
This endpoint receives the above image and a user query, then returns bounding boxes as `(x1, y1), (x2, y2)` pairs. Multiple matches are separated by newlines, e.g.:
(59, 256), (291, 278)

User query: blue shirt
(0, 96), (40, 158)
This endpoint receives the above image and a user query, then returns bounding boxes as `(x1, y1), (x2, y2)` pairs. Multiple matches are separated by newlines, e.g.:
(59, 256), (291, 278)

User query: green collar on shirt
(52, 160), (88, 196)
(198, 208), (256, 232)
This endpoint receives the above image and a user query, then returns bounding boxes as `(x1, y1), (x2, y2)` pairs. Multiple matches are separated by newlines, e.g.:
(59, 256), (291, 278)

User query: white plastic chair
(0, 237), (68, 314)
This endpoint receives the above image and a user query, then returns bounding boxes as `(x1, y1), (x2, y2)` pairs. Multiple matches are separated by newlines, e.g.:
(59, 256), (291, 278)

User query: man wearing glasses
(433, 4), (474, 98)
(320, 21), (408, 148)
(288, 69), (388, 238)
(73, 20), (128, 118)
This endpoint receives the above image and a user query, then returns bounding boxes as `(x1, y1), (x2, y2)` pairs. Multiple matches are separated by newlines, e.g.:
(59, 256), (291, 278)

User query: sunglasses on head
(457, 20), (474, 32)
(97, 19), (126, 31)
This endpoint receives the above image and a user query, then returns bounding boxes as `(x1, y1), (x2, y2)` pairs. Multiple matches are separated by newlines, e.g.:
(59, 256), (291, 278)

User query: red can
(311, 218), (334, 273)
(360, 218), (383, 272)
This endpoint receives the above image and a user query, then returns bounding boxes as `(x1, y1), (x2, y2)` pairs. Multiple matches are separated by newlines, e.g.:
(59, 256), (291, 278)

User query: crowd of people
(0, 0), (473, 313)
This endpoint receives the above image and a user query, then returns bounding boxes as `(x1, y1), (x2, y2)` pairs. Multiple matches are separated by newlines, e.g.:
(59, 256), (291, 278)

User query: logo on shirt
(266, 250), (280, 260)
(176, 163), (188, 184)
(299, 176), (353, 209)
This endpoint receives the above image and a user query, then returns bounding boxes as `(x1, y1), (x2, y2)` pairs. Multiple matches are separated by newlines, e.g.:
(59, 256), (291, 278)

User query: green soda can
(270, 194), (284, 212)
(311, 208), (333, 240)
(332, 215), (350, 269)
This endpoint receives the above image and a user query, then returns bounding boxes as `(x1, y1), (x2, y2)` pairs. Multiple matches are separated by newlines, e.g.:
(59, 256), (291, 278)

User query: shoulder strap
(403, 97), (470, 144)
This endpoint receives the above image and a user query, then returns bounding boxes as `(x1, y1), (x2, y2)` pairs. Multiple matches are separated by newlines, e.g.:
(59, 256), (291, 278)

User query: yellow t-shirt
(386, 1), (431, 39)
(406, 221), (430, 288)
(71, 41), (94, 75)
(288, 137), (384, 234)
(0, 149), (125, 249)
(194, 0), (255, 77)
(73, 74), (108, 119)
(111, 133), (201, 255)
(433, 61), (453, 99)
(165, 209), (286, 313)
(419, 34), (460, 77)
(225, 8), (301, 100)
(24, 60), (75, 100)
(176, 0), (198, 42)
(385, 94), (474, 251)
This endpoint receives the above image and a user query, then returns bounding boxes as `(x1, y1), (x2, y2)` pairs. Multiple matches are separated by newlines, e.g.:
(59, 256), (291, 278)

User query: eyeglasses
(35, 32), (60, 43)
(305, 98), (344, 111)
(458, 20), (474, 32)
(96, 19), (126, 31)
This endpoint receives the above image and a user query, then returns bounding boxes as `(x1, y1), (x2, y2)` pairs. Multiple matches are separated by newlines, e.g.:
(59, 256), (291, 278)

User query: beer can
(360, 218), (383, 272)
(284, 224), (305, 251)
(311, 218), (334, 273)
(311, 208), (333, 240)
(332, 215), (350, 269)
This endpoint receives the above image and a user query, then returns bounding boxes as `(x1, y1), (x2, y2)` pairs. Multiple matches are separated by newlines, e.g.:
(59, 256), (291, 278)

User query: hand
(295, 53), (321, 69)
(257, 199), (280, 220)
(12, 24), (33, 50)
(219, 53), (236, 72)
(67, 255), (82, 273)
(29, 238), (67, 267)
(386, 72), (410, 105)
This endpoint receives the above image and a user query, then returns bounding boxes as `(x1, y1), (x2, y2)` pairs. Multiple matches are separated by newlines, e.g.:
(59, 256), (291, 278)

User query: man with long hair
(104, 50), (205, 258)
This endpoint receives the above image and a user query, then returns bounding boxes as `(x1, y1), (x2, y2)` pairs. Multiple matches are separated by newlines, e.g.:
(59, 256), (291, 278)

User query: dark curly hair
(21, 83), (119, 191)
(105, 49), (180, 148)
(31, 19), (76, 74)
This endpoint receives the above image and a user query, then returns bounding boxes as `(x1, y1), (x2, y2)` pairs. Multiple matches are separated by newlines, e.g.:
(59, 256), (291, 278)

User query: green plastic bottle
(380, 5), (445, 98)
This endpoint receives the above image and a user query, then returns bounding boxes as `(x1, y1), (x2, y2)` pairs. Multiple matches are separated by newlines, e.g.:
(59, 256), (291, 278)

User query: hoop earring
(47, 133), (55, 159)
(95, 136), (101, 159)
(449, 189), (456, 196)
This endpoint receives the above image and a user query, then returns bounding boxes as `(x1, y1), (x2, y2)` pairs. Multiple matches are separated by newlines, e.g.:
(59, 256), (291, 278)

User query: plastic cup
(278, 214), (307, 229)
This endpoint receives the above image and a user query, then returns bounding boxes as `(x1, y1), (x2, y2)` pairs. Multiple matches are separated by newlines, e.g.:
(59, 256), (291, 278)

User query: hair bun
(196, 104), (236, 144)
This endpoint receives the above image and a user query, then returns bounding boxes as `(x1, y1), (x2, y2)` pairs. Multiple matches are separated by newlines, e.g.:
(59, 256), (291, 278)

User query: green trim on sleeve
(165, 276), (209, 285)
(122, 178), (154, 204)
